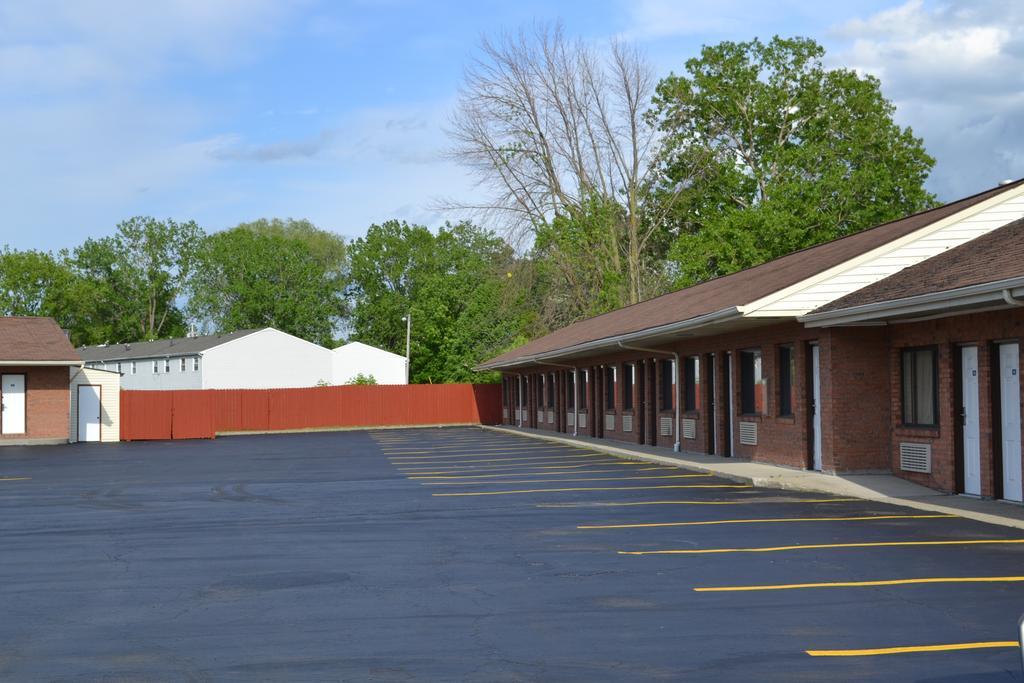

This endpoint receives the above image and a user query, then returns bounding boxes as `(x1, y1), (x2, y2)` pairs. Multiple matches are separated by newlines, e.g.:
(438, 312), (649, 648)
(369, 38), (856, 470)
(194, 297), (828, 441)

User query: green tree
(651, 36), (936, 286)
(0, 248), (73, 317)
(189, 223), (346, 347)
(347, 220), (527, 383)
(69, 216), (203, 342)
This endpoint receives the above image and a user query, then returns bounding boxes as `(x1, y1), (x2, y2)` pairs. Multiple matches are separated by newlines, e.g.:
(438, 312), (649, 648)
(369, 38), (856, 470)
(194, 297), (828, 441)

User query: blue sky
(2, 0), (1022, 251)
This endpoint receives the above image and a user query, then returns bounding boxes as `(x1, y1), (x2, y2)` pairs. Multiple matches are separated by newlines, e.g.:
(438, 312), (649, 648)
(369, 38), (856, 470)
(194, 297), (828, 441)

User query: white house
(332, 341), (407, 385)
(79, 328), (334, 390)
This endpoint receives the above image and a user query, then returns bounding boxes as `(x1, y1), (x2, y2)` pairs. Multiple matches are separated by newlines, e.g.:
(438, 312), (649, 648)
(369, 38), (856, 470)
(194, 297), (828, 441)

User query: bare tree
(446, 24), (672, 311)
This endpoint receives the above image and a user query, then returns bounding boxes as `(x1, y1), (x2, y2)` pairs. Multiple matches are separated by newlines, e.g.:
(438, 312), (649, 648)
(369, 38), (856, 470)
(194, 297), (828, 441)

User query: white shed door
(1000, 343), (1022, 503)
(1, 374), (26, 434)
(78, 385), (102, 442)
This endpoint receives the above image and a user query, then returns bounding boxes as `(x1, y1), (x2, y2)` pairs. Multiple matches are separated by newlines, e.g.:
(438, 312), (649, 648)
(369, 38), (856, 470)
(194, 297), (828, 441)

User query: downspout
(1003, 289), (1024, 307)
(618, 341), (681, 453)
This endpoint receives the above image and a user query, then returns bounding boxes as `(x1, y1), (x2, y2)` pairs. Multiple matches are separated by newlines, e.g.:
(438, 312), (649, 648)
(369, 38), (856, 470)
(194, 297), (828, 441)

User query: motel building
(480, 180), (1024, 500)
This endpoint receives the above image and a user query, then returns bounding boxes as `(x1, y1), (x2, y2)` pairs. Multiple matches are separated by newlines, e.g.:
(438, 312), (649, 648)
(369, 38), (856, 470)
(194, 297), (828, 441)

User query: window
(579, 370), (588, 410)
(547, 372), (555, 408)
(605, 366), (616, 411)
(623, 363), (634, 410)
(566, 372), (575, 409)
(902, 347), (937, 426)
(131, 361), (137, 375)
(116, 362), (122, 374)
(193, 357), (200, 372)
(740, 349), (766, 415)
(180, 357), (186, 372)
(683, 356), (700, 412)
(778, 345), (795, 417)
(153, 360), (159, 374)
(162, 359), (169, 373)
(659, 359), (675, 411)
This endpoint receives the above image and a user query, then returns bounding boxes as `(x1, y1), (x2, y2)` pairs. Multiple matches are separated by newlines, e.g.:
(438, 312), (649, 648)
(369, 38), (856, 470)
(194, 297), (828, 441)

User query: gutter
(618, 342), (680, 452)
(476, 306), (741, 372)
(0, 360), (83, 367)
(800, 277), (1024, 327)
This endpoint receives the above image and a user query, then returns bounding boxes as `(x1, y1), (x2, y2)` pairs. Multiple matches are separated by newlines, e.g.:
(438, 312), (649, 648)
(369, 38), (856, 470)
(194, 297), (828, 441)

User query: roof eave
(476, 307), (743, 372)
(0, 360), (83, 366)
(800, 277), (1024, 327)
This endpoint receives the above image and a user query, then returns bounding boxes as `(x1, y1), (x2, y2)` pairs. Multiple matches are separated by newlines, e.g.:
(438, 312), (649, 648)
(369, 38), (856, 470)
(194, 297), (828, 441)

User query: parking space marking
(433, 484), (752, 497)
(400, 464), (670, 474)
(578, 514), (955, 529)
(418, 474), (713, 485)
(0, 476), (30, 481)
(382, 445), (587, 454)
(406, 467), (677, 479)
(537, 498), (861, 508)
(618, 539), (1024, 555)
(389, 454), (608, 465)
(805, 641), (1019, 657)
(694, 576), (1024, 592)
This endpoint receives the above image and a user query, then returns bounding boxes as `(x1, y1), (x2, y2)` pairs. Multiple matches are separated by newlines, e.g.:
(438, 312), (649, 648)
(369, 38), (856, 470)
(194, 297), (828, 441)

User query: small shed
(69, 366), (121, 442)
(332, 341), (407, 385)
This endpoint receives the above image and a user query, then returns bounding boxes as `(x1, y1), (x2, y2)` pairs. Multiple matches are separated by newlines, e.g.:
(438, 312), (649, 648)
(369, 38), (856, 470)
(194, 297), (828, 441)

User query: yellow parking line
(383, 445), (583, 454)
(619, 539), (1024, 556)
(806, 641), (1018, 657)
(579, 514), (955, 530)
(400, 463), (670, 475)
(419, 474), (712, 485)
(395, 456), (626, 468)
(390, 454), (606, 465)
(695, 576), (1024, 592)
(407, 468), (675, 479)
(434, 484), (752, 497)
(0, 476), (30, 481)
(537, 498), (860, 508)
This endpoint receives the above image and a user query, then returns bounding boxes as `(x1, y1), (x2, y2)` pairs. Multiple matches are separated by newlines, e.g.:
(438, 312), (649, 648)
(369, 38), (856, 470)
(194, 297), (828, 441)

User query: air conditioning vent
(547, 409), (554, 424)
(578, 413), (587, 429)
(899, 442), (932, 473)
(502, 408), (508, 419)
(537, 410), (544, 424)
(659, 416), (673, 436)
(567, 412), (575, 427)
(682, 418), (697, 440)
(739, 421), (757, 446)
(622, 415), (633, 433)
(605, 414), (616, 431)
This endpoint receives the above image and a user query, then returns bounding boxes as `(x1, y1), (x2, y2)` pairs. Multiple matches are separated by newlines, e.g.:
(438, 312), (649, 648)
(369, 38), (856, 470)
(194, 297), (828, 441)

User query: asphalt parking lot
(2, 427), (1024, 681)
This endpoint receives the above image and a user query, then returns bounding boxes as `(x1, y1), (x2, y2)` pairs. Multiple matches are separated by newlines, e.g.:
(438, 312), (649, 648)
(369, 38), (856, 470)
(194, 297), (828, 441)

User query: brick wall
(887, 308), (1024, 494)
(0, 366), (70, 442)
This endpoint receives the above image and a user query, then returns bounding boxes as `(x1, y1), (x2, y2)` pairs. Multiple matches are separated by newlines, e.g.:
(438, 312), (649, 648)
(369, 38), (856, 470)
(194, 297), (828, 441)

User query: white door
(811, 345), (822, 471)
(961, 346), (981, 496)
(1000, 343), (1022, 502)
(78, 385), (102, 442)
(1, 374), (25, 435)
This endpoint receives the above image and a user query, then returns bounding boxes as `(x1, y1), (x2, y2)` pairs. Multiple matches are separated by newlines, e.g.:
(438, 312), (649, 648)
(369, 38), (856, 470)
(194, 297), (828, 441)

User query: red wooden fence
(120, 384), (502, 441)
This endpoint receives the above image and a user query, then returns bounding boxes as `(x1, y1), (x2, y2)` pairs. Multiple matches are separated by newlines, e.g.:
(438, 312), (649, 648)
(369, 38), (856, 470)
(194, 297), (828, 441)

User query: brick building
(0, 317), (83, 445)
(480, 180), (1024, 500)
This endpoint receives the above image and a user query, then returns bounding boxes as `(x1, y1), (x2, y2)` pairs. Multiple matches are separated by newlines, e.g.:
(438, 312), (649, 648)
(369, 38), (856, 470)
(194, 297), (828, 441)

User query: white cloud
(829, 0), (1024, 198)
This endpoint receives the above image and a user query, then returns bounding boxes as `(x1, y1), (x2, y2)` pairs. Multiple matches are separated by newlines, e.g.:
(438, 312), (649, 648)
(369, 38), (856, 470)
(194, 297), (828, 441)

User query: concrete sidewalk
(483, 425), (1024, 532)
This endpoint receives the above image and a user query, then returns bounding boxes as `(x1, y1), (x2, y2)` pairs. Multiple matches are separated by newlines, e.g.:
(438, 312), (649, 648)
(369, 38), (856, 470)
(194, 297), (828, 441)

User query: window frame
(130, 361), (137, 375)
(605, 366), (616, 411)
(153, 360), (159, 374)
(778, 345), (795, 417)
(622, 363), (634, 411)
(193, 357), (200, 372)
(740, 348), (765, 416)
(901, 346), (939, 428)
(659, 359), (675, 412)
(180, 357), (187, 372)
(683, 356), (700, 413)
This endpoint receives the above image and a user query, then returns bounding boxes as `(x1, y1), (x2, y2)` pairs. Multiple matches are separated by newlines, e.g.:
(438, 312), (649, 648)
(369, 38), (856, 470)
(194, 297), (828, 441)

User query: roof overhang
(800, 277), (1024, 327)
(477, 306), (782, 371)
(0, 360), (83, 367)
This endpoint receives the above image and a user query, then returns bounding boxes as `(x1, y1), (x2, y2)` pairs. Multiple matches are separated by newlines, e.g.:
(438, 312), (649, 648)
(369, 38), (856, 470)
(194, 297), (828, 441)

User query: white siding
(69, 367), (121, 442)
(116, 356), (204, 391)
(747, 191), (1024, 316)
(201, 328), (333, 389)
(331, 342), (407, 385)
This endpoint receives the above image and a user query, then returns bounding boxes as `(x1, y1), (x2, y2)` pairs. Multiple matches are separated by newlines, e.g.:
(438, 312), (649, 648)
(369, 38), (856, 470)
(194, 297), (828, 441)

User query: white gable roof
(740, 183), (1024, 317)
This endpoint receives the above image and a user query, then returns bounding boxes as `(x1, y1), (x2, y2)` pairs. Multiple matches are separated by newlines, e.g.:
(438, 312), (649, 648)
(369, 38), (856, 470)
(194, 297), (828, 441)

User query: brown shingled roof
(0, 317), (81, 363)
(812, 216), (1024, 314)
(483, 179), (1024, 368)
